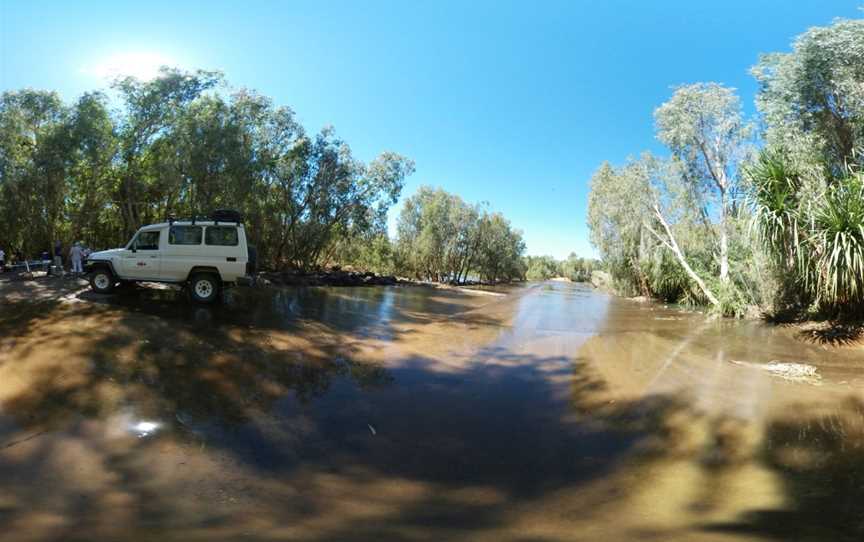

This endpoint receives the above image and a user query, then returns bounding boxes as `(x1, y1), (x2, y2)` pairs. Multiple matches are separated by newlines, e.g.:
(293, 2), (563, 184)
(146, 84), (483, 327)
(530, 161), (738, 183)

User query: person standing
(0, 247), (5, 273)
(53, 240), (64, 276)
(69, 242), (84, 276)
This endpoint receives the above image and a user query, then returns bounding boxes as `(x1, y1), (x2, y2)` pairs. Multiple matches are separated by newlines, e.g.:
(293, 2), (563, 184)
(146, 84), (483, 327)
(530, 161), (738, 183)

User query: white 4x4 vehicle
(85, 216), (254, 303)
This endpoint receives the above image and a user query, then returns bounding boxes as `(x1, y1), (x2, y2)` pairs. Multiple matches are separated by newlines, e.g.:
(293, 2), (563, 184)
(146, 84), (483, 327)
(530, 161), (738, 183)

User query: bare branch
(652, 204), (721, 307)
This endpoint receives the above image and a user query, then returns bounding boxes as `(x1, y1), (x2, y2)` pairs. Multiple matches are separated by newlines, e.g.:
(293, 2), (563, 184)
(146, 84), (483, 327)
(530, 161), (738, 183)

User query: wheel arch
(88, 260), (117, 277)
(186, 266), (222, 282)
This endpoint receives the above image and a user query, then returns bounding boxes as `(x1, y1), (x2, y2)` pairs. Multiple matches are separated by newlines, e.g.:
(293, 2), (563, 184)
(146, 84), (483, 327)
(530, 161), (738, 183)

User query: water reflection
(130, 421), (160, 438)
(4, 281), (864, 540)
(79, 282), (492, 339)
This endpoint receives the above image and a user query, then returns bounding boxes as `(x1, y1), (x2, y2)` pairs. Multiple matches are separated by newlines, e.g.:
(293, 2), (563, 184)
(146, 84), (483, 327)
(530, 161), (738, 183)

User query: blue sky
(1, 1), (861, 258)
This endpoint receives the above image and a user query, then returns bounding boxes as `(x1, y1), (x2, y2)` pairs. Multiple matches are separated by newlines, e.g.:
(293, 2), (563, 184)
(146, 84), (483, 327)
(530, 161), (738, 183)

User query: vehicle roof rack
(165, 211), (244, 226)
(210, 209), (244, 225)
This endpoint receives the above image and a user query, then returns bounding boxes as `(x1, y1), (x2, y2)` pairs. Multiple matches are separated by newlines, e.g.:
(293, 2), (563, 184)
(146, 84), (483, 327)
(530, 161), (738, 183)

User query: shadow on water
(0, 282), (701, 540)
(77, 282), (508, 340)
(0, 297), (393, 430)
(700, 396), (864, 542)
(796, 321), (864, 347)
(0, 359), (706, 540)
(3, 281), (864, 540)
(0, 291), (398, 539)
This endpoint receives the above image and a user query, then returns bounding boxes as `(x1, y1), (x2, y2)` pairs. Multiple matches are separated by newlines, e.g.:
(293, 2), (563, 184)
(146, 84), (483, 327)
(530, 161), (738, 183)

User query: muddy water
(1, 281), (864, 541)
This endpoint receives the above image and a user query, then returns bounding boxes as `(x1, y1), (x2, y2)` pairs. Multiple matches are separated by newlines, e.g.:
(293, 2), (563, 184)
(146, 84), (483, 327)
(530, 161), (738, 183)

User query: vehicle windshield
(127, 230), (160, 251)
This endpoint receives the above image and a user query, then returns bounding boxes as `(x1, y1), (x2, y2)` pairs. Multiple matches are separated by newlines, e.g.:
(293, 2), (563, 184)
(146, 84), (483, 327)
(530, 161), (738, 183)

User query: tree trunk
(719, 188), (729, 284)
(650, 204), (720, 308)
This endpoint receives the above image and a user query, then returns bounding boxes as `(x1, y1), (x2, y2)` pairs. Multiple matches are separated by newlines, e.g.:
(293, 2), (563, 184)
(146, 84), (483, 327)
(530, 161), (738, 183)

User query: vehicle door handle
(227, 257), (237, 262)
(150, 255), (158, 259)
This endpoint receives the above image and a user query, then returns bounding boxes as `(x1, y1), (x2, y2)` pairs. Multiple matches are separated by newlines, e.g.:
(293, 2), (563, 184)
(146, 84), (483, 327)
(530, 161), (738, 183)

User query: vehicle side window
(133, 231), (161, 251)
(169, 226), (203, 245)
(205, 226), (239, 246)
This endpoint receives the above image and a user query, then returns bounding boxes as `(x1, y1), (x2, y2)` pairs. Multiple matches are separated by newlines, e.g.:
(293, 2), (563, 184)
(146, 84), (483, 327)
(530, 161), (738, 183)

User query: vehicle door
(162, 225), (203, 281)
(203, 225), (246, 280)
(120, 229), (163, 280)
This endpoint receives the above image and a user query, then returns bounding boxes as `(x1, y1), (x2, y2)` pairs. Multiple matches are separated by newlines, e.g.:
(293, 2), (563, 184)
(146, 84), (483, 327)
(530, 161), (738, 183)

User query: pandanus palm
(746, 149), (819, 309)
(746, 150), (804, 272)
(748, 149), (864, 311)
(810, 176), (864, 307)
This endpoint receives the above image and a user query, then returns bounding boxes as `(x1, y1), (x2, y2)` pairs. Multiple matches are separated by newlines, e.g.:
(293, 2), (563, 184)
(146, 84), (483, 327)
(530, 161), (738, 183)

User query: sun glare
(83, 52), (176, 81)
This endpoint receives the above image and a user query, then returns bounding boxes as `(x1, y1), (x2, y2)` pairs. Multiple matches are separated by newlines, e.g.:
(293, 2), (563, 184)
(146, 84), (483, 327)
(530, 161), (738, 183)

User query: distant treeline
(588, 16), (864, 318)
(333, 186), (527, 283)
(524, 254), (599, 282)
(0, 70), (528, 281)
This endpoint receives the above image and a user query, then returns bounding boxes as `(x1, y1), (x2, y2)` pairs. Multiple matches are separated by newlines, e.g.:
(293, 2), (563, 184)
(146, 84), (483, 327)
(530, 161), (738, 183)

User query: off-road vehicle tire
(189, 273), (220, 304)
(90, 268), (115, 294)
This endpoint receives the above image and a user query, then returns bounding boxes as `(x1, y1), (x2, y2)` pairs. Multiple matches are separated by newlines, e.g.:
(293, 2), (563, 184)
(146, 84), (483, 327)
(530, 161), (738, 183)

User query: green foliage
(744, 149), (814, 309)
(655, 83), (753, 286)
(0, 69), (414, 272)
(521, 254), (599, 283)
(559, 253), (598, 282)
(0, 90), (69, 254)
(327, 232), (398, 275)
(585, 12), (864, 319)
(475, 212), (527, 282)
(746, 149), (803, 260)
(641, 251), (692, 303)
(810, 175), (864, 308)
(587, 153), (719, 300)
(748, 146), (864, 313)
(525, 256), (559, 281)
(707, 278), (751, 318)
(752, 18), (864, 172)
(586, 159), (653, 292)
(586, 14), (864, 318)
(0, 87), (525, 283)
(589, 86), (753, 314)
(394, 186), (525, 283)
(654, 83), (751, 190)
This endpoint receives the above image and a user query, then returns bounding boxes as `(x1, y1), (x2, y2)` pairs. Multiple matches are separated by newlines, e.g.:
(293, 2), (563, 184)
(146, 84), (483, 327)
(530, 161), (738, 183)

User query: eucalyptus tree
(324, 230), (397, 275)
(587, 161), (652, 293)
(746, 17), (864, 313)
(111, 69), (413, 272)
(395, 186), (525, 283)
(396, 186), (468, 281)
(752, 18), (864, 173)
(641, 156), (720, 307)
(654, 83), (752, 285)
(587, 16), (864, 315)
(560, 253), (598, 282)
(588, 154), (720, 306)
(475, 212), (525, 282)
(280, 135), (412, 271)
(522, 254), (597, 282)
(111, 67), (222, 236)
(157, 89), (284, 254)
(525, 255), (559, 281)
(0, 89), (73, 255)
(0, 67), (415, 271)
(67, 92), (120, 246)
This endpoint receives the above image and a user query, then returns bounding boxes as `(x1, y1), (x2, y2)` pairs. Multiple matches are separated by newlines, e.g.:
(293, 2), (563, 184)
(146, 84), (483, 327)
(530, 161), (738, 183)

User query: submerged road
(1, 279), (864, 541)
